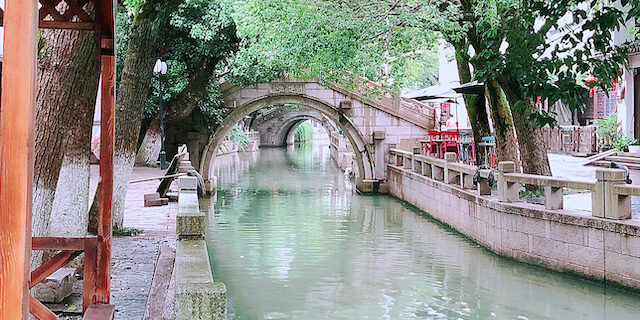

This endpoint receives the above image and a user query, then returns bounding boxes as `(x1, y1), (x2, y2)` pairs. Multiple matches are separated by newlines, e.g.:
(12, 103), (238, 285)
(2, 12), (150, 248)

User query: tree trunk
(135, 117), (162, 166)
(164, 57), (218, 122)
(113, 0), (183, 230)
(485, 79), (520, 170)
(33, 29), (99, 239)
(497, 76), (552, 176)
(32, 28), (99, 266)
(49, 73), (99, 237)
(453, 40), (491, 163)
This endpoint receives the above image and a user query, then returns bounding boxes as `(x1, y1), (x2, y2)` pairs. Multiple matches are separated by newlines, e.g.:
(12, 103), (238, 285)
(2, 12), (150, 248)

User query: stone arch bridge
(249, 105), (337, 147)
(197, 78), (436, 193)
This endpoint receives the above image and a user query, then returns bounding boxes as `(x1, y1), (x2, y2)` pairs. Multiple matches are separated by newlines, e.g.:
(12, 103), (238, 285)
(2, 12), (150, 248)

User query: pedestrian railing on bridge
(389, 148), (637, 220)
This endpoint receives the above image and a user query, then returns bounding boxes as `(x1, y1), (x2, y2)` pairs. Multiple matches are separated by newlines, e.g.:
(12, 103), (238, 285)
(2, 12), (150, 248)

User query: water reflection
(203, 145), (640, 320)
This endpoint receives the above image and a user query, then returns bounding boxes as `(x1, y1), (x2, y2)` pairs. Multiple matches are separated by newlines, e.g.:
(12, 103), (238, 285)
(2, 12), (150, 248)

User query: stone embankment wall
(387, 153), (640, 289)
(174, 159), (227, 320)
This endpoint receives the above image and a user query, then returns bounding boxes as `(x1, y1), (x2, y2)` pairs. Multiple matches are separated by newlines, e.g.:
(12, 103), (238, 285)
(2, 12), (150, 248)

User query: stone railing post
(544, 185), (563, 210)
(497, 161), (519, 202)
(444, 152), (457, 184)
(477, 177), (492, 195)
(412, 147), (420, 172)
(403, 154), (411, 170)
(592, 168), (630, 219)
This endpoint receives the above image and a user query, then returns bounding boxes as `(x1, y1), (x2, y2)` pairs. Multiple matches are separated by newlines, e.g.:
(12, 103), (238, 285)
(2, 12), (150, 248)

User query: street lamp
(153, 59), (168, 170)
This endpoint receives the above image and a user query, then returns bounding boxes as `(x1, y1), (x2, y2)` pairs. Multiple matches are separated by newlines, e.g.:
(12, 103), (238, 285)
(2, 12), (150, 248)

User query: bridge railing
(388, 148), (633, 220)
(246, 130), (260, 141)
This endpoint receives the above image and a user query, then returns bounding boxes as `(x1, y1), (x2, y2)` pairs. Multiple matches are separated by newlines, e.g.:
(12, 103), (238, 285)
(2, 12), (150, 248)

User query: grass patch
(519, 186), (544, 198)
(114, 227), (142, 237)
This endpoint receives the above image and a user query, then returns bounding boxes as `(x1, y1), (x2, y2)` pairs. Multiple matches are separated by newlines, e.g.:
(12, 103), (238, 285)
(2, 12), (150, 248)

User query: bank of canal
(202, 146), (640, 320)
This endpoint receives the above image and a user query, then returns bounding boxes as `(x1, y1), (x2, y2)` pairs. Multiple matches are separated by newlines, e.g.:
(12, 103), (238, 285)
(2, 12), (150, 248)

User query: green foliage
(227, 124), (250, 147)
(464, 0), (630, 125)
(596, 113), (622, 147)
(115, 6), (132, 87)
(594, 113), (637, 151)
(294, 122), (313, 143)
(117, 0), (238, 131)
(393, 51), (439, 90)
(223, 0), (440, 89)
(37, 31), (50, 59)
(614, 136), (638, 152)
(519, 186), (545, 199)
(114, 227), (142, 237)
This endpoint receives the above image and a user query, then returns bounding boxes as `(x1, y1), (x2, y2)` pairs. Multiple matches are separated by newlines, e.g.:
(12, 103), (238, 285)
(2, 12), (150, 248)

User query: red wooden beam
(39, 21), (94, 30)
(0, 0), (38, 319)
(96, 54), (115, 303)
(29, 296), (58, 320)
(29, 251), (81, 289)
(32, 236), (90, 250)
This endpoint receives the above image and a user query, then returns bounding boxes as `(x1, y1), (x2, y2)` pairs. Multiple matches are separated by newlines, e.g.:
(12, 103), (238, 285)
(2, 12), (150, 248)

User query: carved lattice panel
(0, 0), (94, 30)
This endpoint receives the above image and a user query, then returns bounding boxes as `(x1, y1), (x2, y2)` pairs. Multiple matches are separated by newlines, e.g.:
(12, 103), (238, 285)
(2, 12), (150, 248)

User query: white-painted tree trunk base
(113, 154), (136, 230)
(135, 124), (161, 166)
(50, 157), (90, 237)
(32, 185), (55, 267)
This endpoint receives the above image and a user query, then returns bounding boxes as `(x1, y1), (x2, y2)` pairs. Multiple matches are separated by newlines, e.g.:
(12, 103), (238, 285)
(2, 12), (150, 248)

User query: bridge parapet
(220, 78), (435, 131)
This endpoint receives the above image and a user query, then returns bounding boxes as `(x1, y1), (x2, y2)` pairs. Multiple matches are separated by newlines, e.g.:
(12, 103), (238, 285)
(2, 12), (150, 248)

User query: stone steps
(605, 155), (640, 165)
(592, 160), (640, 170)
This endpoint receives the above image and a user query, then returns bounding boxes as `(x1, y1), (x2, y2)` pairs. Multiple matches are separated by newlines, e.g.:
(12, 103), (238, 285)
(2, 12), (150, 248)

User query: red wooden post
(96, 54), (115, 303)
(83, 237), (98, 311)
(0, 0), (38, 319)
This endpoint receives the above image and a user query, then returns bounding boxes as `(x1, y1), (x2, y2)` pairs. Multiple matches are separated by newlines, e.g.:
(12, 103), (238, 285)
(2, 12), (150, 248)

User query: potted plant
(629, 143), (640, 153)
(614, 136), (638, 152)
(595, 113), (621, 152)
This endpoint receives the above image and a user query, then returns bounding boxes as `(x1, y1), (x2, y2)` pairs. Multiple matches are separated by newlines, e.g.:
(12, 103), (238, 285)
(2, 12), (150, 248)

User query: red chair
(441, 131), (460, 159)
(425, 130), (441, 156)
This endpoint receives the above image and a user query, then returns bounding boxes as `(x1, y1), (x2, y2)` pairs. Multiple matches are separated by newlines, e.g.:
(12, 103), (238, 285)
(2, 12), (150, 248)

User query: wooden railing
(389, 148), (634, 220)
(30, 237), (99, 319)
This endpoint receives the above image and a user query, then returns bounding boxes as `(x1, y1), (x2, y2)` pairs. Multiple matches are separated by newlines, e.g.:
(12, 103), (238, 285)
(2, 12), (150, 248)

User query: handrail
(503, 173), (596, 191)
(446, 162), (476, 175)
(389, 148), (412, 156)
(614, 184), (640, 196)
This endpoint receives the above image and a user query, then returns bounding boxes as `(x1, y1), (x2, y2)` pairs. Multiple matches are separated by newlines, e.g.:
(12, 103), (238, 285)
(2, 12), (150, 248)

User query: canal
(202, 146), (640, 320)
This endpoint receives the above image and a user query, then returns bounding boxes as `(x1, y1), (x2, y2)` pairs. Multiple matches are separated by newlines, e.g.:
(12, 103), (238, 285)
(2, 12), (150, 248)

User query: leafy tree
(224, 0), (439, 88)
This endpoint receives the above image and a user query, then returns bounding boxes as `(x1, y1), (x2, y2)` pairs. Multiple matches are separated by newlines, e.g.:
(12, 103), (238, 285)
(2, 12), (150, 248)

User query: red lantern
(440, 101), (450, 115)
(585, 76), (598, 98)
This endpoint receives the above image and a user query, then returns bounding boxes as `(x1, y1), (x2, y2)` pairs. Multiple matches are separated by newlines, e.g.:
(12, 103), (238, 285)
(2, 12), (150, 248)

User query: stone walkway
(111, 166), (177, 320)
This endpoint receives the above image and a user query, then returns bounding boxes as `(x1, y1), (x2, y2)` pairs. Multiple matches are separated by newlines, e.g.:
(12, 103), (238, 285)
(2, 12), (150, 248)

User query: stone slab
(175, 240), (226, 320)
(32, 267), (75, 303)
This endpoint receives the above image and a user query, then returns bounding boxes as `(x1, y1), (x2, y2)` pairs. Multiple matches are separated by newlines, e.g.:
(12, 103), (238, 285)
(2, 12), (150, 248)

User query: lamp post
(153, 59), (168, 170)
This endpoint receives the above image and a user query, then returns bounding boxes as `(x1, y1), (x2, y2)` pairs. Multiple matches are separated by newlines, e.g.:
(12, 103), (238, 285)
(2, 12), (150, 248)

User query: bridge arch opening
(275, 115), (335, 147)
(199, 94), (376, 192)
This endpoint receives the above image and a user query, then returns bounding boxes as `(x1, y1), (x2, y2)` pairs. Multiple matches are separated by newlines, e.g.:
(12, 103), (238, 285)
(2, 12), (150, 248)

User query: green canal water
(202, 146), (640, 320)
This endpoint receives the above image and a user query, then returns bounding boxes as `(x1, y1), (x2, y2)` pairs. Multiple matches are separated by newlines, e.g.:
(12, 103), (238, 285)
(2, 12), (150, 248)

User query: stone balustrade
(174, 171), (226, 320)
(389, 148), (632, 220)
(246, 130), (260, 141)
(387, 147), (640, 289)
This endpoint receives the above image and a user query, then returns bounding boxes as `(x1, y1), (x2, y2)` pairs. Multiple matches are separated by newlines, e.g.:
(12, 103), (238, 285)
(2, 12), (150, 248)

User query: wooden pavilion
(0, 0), (116, 319)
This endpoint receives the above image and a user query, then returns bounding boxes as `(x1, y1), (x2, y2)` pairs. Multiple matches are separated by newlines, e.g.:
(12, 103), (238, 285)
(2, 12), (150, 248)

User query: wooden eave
(0, 0), (115, 55)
